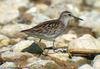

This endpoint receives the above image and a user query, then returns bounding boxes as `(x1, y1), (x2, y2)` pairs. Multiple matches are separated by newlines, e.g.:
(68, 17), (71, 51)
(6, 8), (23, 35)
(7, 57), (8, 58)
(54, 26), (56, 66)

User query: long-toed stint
(21, 11), (83, 56)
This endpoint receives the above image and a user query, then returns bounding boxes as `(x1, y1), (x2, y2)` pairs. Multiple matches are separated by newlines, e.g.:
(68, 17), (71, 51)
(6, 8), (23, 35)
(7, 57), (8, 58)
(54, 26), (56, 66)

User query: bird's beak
(71, 15), (83, 21)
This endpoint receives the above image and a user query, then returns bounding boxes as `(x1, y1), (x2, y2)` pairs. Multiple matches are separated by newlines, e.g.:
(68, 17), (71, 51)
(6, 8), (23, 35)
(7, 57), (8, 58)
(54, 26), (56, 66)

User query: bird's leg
(53, 40), (55, 48)
(67, 45), (72, 58)
(39, 39), (42, 43)
(38, 39), (49, 56)
(52, 40), (57, 52)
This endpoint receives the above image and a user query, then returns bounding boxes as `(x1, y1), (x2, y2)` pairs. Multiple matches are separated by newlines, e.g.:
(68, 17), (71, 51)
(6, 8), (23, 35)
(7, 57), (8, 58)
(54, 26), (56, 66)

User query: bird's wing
(31, 20), (65, 35)
(21, 20), (65, 38)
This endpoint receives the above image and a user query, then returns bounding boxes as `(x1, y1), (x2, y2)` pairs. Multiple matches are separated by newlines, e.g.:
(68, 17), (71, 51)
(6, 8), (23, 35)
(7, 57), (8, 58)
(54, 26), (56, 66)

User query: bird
(21, 11), (83, 49)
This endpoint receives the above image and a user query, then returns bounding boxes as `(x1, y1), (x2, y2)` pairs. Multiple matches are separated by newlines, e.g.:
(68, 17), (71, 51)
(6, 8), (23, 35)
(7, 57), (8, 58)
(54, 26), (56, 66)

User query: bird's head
(59, 11), (83, 26)
(59, 11), (83, 21)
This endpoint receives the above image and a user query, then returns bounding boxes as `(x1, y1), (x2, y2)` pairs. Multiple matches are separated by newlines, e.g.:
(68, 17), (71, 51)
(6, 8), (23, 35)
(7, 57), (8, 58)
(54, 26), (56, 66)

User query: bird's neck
(59, 17), (70, 27)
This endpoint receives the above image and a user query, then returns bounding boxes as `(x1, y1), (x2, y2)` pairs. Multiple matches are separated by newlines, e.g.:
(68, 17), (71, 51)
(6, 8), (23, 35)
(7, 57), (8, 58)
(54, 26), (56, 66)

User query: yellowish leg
(67, 47), (72, 58)
(53, 40), (57, 52)
(53, 40), (55, 48)
(39, 39), (42, 43)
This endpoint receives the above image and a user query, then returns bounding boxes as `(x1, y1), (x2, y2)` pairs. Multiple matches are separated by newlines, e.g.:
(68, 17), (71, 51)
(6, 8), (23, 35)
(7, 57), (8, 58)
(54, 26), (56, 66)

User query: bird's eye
(68, 14), (71, 16)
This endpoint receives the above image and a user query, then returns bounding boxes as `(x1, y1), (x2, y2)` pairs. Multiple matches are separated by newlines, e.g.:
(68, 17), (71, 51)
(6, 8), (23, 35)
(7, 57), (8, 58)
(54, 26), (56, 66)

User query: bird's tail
(21, 29), (30, 32)
(21, 28), (33, 34)
(21, 28), (35, 36)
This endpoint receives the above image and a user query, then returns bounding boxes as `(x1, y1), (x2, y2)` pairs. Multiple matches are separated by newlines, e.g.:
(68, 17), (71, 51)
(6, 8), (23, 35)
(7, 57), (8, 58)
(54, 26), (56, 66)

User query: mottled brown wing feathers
(31, 20), (64, 35)
(21, 20), (65, 36)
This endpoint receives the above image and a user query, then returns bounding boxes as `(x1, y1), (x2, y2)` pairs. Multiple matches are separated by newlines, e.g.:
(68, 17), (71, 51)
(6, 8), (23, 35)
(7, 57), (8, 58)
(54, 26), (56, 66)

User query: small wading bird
(21, 11), (83, 54)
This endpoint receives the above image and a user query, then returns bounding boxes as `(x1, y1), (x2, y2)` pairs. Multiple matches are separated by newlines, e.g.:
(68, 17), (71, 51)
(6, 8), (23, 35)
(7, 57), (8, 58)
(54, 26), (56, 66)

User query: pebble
(0, 0), (29, 24)
(78, 64), (94, 69)
(0, 39), (10, 47)
(13, 40), (34, 52)
(0, 62), (16, 68)
(0, 24), (32, 37)
(69, 34), (100, 54)
(93, 55), (100, 69)
(55, 34), (77, 48)
(27, 59), (60, 69)
(79, 11), (100, 36)
(0, 35), (9, 40)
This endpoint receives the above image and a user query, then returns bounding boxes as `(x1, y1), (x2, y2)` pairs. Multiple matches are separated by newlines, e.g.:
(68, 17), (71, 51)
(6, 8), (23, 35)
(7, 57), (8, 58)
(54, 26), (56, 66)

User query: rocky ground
(0, 0), (100, 69)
